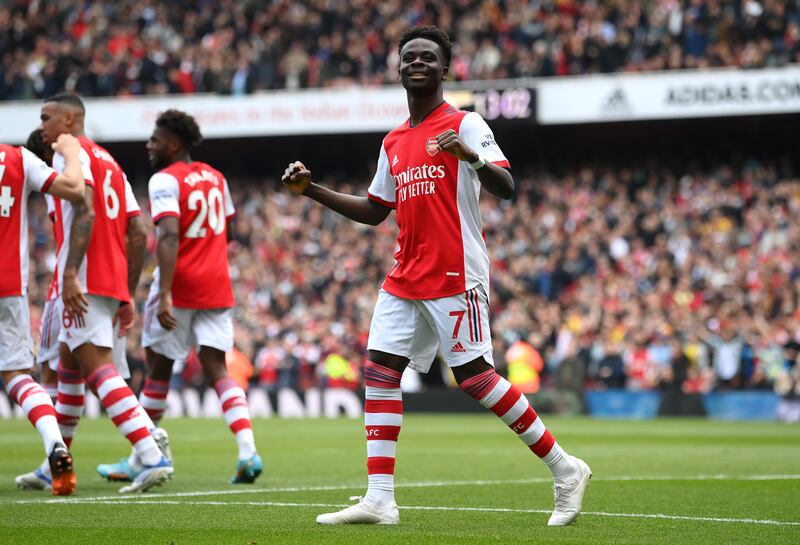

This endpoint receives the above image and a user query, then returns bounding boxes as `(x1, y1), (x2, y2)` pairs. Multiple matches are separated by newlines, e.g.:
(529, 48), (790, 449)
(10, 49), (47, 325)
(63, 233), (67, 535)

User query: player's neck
(406, 90), (444, 127)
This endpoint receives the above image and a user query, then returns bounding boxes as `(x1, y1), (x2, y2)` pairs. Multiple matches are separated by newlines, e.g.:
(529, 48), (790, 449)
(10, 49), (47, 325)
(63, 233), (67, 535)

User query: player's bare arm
(62, 185), (94, 318)
(282, 161), (391, 226)
(116, 214), (147, 336)
(155, 215), (179, 331)
(46, 134), (85, 202)
(435, 129), (514, 199)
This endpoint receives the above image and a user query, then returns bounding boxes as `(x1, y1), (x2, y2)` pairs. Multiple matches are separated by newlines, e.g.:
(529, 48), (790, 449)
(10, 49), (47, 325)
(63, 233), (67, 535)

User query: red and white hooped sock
(6, 374), (62, 455)
(139, 378), (169, 427)
(460, 369), (572, 478)
(213, 377), (256, 460)
(364, 361), (403, 503)
(86, 364), (162, 466)
(55, 362), (84, 449)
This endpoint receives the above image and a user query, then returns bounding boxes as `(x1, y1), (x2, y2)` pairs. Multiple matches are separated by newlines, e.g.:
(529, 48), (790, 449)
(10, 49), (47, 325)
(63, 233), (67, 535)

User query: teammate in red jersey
(15, 129), (139, 492)
(284, 26), (591, 526)
(97, 109), (261, 484)
(38, 94), (173, 493)
(0, 130), (84, 495)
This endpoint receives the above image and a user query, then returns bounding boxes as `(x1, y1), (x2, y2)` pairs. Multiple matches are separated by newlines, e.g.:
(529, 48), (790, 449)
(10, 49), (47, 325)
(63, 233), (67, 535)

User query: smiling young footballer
(282, 26), (591, 526)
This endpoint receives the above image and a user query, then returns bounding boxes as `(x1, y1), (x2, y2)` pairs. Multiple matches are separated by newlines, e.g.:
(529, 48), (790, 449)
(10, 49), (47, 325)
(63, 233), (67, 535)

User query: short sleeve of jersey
(52, 148), (94, 186)
(223, 178), (235, 218)
(21, 147), (57, 193)
(366, 140), (395, 209)
(124, 176), (141, 217)
(148, 172), (180, 222)
(459, 112), (510, 169)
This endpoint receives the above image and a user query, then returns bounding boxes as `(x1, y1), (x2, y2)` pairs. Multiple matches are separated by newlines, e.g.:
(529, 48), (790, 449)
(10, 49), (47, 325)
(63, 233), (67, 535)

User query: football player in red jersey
(0, 130), (84, 495)
(97, 110), (262, 484)
(37, 94), (173, 493)
(284, 26), (591, 526)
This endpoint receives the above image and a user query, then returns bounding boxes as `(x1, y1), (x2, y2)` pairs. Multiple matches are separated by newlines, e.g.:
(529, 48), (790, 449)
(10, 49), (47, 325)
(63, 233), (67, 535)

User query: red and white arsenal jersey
(0, 144), (58, 297)
(148, 161), (235, 309)
(367, 102), (510, 300)
(52, 136), (140, 303)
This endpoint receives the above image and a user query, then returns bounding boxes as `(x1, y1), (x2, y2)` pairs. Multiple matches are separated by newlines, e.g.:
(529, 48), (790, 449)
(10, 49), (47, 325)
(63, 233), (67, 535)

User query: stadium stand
(2, 0), (799, 99)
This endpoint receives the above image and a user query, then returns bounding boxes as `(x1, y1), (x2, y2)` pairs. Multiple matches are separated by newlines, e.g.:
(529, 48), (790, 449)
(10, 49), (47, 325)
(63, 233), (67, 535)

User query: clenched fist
(282, 161), (311, 195)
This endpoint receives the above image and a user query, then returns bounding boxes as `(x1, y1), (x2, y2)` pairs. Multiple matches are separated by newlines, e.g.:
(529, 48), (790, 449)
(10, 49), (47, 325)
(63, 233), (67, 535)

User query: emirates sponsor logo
(425, 137), (440, 156)
(392, 163), (445, 203)
(451, 342), (466, 353)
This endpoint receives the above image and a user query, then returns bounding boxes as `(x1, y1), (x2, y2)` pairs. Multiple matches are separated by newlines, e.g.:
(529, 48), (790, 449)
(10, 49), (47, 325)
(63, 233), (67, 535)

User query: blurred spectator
(3, 0), (800, 100)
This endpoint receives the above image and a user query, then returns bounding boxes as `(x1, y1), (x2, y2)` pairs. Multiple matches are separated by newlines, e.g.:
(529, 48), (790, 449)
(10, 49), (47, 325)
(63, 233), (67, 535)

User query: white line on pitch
(15, 498), (799, 527)
(10, 473), (800, 506)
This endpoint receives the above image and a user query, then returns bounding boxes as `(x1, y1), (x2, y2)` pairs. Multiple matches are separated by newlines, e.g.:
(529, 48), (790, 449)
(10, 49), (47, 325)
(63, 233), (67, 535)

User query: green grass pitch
(0, 415), (798, 544)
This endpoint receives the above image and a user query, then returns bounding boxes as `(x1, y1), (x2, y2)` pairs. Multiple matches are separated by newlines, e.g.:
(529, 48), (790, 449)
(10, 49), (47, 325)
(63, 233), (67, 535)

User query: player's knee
(367, 350), (409, 374)
(453, 357), (494, 385)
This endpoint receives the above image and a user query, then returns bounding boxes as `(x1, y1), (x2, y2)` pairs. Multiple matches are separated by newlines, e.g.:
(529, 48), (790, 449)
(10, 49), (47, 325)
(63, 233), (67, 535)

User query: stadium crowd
(2, 0), (800, 100)
(21, 160), (800, 400)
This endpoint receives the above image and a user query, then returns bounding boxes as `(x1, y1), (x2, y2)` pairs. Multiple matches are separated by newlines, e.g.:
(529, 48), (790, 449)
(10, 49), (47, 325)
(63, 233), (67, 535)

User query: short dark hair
(155, 109), (203, 149)
(25, 129), (48, 162)
(398, 26), (452, 67)
(43, 93), (85, 113)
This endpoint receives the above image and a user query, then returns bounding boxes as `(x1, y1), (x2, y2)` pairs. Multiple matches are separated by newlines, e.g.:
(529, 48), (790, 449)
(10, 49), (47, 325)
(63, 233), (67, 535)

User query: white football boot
(548, 456), (592, 526)
(316, 496), (400, 525)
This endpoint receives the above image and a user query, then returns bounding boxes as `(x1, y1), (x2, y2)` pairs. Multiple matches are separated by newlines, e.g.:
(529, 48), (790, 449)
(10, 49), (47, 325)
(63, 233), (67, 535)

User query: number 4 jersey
(0, 144), (58, 297)
(148, 161), (235, 309)
(52, 136), (140, 303)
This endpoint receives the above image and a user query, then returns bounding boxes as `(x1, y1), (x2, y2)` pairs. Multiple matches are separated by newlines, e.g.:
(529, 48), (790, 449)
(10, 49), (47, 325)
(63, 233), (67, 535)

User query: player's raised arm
(43, 134), (85, 202)
(282, 161), (391, 226)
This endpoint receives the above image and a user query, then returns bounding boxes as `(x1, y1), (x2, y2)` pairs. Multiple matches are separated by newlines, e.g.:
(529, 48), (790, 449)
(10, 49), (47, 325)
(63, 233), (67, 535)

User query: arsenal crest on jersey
(425, 137), (440, 156)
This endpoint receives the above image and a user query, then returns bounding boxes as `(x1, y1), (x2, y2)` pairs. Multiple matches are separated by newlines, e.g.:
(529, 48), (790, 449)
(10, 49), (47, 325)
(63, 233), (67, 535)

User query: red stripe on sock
(85, 364), (117, 388)
(530, 429), (555, 458)
(17, 384), (39, 406)
(509, 406), (536, 435)
(111, 406), (139, 427)
(102, 387), (131, 408)
(230, 418), (252, 433)
(367, 457), (396, 475)
(56, 414), (80, 425)
(57, 394), (84, 406)
(222, 396), (248, 412)
(365, 425), (401, 441)
(8, 377), (33, 401)
(126, 427), (150, 445)
(364, 399), (403, 413)
(491, 386), (521, 417)
(27, 404), (55, 425)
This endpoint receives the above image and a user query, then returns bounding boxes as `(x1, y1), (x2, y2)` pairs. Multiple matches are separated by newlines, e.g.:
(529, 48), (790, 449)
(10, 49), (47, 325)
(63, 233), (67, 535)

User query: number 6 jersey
(148, 161), (235, 309)
(52, 136), (140, 303)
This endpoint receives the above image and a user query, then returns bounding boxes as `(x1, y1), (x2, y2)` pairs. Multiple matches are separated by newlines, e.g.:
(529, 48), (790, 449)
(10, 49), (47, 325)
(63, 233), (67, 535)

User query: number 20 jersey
(52, 136), (140, 303)
(148, 161), (235, 309)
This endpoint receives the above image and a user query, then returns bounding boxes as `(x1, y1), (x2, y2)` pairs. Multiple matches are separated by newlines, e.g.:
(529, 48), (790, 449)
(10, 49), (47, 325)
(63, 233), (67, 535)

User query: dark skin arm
(435, 129), (514, 199)
(155, 216), (180, 330)
(62, 185), (95, 318)
(115, 214), (147, 336)
(282, 162), (391, 226)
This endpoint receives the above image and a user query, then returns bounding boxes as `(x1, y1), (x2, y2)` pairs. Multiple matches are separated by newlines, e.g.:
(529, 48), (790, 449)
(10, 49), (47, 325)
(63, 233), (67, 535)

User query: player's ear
(441, 65), (449, 81)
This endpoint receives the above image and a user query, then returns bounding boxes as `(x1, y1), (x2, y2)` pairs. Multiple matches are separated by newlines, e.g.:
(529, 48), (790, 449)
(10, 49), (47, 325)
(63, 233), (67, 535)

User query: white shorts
(141, 291), (233, 361)
(367, 286), (494, 373)
(0, 295), (34, 371)
(37, 297), (62, 366)
(55, 295), (131, 378)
